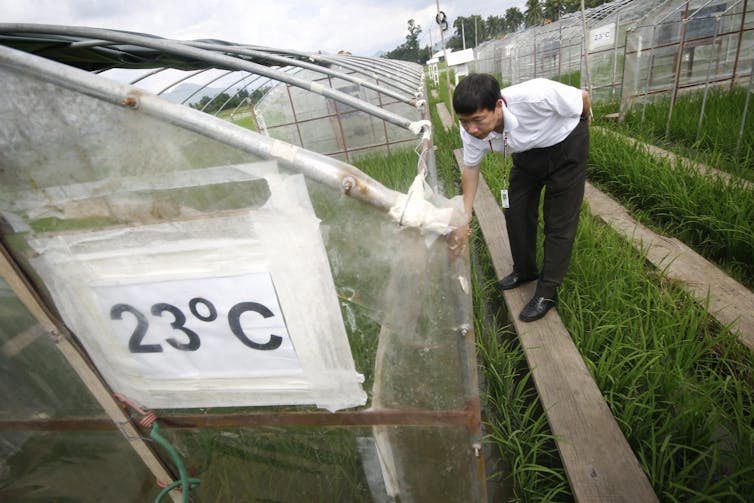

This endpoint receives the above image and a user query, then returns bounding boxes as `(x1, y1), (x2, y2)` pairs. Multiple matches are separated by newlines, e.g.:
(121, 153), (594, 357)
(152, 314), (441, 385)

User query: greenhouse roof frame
(0, 23), (447, 218)
(0, 24), (426, 133)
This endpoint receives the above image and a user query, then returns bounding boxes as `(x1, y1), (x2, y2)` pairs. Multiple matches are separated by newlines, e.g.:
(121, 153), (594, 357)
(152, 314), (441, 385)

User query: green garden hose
(150, 421), (200, 503)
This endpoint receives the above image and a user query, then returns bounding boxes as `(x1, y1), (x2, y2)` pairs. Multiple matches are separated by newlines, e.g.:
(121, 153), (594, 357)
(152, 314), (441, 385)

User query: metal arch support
(156, 67), (211, 96)
(0, 43), (403, 213)
(0, 24), (416, 132)
(244, 45), (422, 96)
(184, 41), (419, 106)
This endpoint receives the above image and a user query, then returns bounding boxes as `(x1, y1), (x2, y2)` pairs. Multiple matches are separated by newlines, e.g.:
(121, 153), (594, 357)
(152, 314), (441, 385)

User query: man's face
(457, 99), (503, 139)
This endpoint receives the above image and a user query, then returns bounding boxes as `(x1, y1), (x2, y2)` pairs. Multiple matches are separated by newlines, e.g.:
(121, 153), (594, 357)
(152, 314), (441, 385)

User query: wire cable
(114, 393), (200, 503)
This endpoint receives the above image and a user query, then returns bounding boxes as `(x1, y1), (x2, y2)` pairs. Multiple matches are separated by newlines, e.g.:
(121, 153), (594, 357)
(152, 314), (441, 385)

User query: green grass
(428, 72), (754, 501)
(618, 87), (754, 180)
(588, 127), (754, 290)
(231, 114), (257, 131)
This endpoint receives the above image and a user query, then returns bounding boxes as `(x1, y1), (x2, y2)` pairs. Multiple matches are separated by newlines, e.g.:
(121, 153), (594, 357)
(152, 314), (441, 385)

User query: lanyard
(490, 133), (509, 190)
(492, 95), (509, 189)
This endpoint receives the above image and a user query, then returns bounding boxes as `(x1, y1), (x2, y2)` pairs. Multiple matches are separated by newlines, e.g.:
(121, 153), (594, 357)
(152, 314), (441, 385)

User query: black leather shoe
(498, 273), (537, 290)
(519, 295), (557, 322)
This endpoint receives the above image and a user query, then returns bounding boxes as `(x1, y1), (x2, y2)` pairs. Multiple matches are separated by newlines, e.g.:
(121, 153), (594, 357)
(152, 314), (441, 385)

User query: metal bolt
(342, 176), (356, 194)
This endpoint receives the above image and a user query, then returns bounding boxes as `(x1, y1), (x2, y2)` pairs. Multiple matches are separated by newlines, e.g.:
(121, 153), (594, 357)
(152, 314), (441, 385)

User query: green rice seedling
(588, 127), (754, 289)
(352, 148), (421, 193)
(560, 211), (754, 501)
(174, 426), (373, 501)
(621, 87), (754, 179)
(428, 69), (754, 501)
(550, 71), (581, 88)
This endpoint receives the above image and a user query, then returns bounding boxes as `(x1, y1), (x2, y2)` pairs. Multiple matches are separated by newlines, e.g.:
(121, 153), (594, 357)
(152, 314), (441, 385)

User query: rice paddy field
(355, 76), (754, 502)
(614, 86), (754, 182)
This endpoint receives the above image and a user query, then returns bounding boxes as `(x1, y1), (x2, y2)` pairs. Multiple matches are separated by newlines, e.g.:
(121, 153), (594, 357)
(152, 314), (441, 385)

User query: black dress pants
(506, 117), (589, 298)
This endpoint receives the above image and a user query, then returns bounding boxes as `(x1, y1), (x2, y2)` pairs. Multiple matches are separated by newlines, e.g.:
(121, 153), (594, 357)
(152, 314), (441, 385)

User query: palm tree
(524, 0), (544, 28)
(504, 7), (525, 33)
(543, 0), (567, 22)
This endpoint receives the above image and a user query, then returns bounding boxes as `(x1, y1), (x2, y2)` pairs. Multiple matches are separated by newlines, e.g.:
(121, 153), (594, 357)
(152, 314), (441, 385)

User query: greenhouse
(2, 0), (754, 501)
(473, 0), (754, 106)
(469, 0), (753, 161)
(0, 24), (483, 502)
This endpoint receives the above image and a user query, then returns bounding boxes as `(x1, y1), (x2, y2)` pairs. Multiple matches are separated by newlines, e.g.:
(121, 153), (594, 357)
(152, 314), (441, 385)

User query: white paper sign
(95, 272), (302, 380)
(589, 23), (616, 51)
(27, 166), (367, 410)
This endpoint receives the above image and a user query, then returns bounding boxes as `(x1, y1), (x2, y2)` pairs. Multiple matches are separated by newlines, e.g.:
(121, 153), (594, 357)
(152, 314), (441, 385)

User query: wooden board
(585, 181), (754, 352)
(0, 243), (183, 503)
(436, 102), (454, 131)
(454, 149), (658, 503)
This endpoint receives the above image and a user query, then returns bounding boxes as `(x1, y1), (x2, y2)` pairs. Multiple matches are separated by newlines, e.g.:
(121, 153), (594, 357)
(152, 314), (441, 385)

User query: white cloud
(0, 0), (524, 56)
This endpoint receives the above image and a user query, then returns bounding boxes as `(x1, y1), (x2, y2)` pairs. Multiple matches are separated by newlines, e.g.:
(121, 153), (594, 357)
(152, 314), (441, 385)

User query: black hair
(452, 73), (501, 115)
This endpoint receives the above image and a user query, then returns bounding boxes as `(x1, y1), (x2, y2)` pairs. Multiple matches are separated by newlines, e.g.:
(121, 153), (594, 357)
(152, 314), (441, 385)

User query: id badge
(500, 189), (509, 209)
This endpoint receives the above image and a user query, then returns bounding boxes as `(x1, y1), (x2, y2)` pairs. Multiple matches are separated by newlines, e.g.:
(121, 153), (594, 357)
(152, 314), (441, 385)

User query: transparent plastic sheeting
(0, 48), (480, 501)
(0, 430), (162, 501)
(0, 279), (104, 420)
(0, 64), (365, 411)
(25, 164), (367, 412)
(0, 281), (160, 500)
(622, 0), (754, 108)
(160, 425), (478, 503)
(254, 68), (422, 161)
(0, 60), (474, 411)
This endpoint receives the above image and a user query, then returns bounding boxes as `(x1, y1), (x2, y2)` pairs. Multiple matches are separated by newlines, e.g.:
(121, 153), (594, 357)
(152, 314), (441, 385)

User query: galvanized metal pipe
(0, 24), (416, 131)
(247, 45), (422, 96)
(185, 41), (419, 106)
(0, 43), (403, 213)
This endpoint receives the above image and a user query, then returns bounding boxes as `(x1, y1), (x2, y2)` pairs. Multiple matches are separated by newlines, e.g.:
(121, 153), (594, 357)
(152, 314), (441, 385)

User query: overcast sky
(0, 0), (525, 56)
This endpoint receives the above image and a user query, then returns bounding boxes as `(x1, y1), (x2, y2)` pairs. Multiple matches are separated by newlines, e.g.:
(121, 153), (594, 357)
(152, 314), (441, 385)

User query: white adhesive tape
(269, 140), (299, 163)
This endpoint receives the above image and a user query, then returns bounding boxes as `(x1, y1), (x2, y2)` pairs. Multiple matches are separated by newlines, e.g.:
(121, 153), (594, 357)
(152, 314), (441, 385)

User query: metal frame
(0, 43), (404, 211)
(0, 24), (422, 132)
(0, 23), (484, 501)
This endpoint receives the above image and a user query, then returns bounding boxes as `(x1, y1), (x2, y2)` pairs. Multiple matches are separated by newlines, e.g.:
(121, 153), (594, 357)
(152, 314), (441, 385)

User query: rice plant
(588, 127), (754, 289)
(620, 87), (754, 180)
(428, 74), (754, 501)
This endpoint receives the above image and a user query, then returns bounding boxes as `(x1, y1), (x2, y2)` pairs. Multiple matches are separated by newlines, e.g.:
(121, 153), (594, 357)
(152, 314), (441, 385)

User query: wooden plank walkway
(436, 102), (453, 132)
(585, 182), (754, 351)
(453, 148), (659, 503)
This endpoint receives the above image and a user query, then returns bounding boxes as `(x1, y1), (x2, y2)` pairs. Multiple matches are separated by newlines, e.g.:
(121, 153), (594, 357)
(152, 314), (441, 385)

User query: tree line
(384, 0), (613, 64)
(190, 87), (268, 115)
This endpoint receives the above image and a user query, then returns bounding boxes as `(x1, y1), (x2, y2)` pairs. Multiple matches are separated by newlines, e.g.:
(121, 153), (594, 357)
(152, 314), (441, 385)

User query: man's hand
(448, 222), (472, 262)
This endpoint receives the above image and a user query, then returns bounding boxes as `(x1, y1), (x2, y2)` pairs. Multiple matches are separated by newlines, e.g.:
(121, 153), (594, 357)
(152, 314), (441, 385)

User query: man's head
(452, 73), (503, 139)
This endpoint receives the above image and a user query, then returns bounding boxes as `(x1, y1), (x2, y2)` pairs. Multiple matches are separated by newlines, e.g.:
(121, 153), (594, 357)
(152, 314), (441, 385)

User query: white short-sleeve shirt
(460, 78), (583, 167)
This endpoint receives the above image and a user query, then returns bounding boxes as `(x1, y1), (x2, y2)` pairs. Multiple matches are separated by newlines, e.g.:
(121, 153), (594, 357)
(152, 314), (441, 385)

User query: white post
(580, 0), (593, 94)
(436, 1), (454, 123)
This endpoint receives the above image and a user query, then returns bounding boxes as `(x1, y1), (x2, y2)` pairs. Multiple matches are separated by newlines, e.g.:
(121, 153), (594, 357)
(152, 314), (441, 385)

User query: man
(452, 73), (590, 322)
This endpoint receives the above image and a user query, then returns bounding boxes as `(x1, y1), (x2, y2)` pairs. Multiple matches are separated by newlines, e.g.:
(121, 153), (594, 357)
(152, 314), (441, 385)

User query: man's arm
(448, 163), (481, 260)
(581, 89), (592, 125)
(461, 164), (481, 225)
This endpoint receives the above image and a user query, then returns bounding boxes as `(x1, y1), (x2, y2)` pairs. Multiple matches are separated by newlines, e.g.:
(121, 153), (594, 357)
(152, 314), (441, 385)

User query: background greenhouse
(1, 0), (753, 501)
